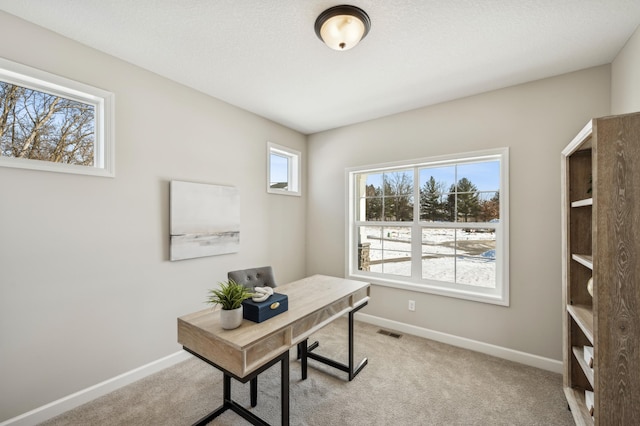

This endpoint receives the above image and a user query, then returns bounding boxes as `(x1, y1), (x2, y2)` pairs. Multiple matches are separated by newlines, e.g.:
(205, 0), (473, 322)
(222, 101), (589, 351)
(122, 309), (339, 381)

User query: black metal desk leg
(349, 308), (355, 380)
(223, 373), (232, 404)
(348, 302), (368, 381)
(250, 377), (257, 407)
(300, 340), (308, 380)
(302, 301), (368, 381)
(185, 347), (287, 426)
(282, 351), (290, 425)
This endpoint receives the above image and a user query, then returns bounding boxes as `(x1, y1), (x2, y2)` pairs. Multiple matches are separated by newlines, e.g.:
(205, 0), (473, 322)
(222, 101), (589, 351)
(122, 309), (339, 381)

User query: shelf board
(572, 346), (595, 387)
(572, 254), (593, 270)
(568, 304), (594, 344)
(564, 387), (594, 425)
(571, 198), (593, 208)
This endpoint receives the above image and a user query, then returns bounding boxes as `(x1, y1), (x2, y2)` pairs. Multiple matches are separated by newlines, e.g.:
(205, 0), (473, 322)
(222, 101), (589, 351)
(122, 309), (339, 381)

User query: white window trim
(345, 147), (509, 306)
(267, 141), (301, 196)
(0, 57), (115, 177)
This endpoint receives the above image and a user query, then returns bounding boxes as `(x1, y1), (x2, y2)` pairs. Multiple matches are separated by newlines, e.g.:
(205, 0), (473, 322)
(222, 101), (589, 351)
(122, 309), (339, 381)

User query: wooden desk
(178, 275), (370, 425)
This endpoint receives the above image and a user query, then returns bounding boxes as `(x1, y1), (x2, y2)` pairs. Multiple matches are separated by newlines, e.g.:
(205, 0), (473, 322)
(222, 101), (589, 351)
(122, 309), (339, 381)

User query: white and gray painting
(170, 180), (239, 261)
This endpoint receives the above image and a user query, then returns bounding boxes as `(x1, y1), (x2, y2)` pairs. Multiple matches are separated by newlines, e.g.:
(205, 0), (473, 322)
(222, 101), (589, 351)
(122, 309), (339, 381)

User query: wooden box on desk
(242, 293), (288, 323)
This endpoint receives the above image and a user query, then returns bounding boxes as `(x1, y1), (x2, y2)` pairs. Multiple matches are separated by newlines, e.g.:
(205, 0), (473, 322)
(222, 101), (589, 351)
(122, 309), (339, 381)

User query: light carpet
(40, 319), (573, 425)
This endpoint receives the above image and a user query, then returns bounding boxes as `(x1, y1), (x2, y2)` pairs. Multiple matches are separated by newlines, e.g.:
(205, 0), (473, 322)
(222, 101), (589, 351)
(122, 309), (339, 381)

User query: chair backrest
(228, 266), (277, 290)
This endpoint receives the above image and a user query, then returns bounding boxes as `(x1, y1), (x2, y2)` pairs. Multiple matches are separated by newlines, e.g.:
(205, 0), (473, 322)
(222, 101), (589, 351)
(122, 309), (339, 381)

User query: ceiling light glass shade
(315, 5), (371, 51)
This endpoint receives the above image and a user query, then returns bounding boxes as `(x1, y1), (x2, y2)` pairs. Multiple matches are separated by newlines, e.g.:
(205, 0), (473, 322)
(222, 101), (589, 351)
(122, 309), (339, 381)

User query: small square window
(267, 142), (301, 196)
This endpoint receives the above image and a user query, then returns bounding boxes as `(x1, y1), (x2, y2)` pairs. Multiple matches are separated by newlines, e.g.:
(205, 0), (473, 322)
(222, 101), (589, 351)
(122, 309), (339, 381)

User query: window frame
(346, 147), (509, 306)
(0, 57), (115, 177)
(267, 141), (301, 196)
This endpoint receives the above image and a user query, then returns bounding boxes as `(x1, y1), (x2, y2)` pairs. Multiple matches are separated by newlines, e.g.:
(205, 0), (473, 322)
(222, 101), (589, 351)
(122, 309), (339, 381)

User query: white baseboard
(355, 312), (562, 374)
(0, 350), (192, 426)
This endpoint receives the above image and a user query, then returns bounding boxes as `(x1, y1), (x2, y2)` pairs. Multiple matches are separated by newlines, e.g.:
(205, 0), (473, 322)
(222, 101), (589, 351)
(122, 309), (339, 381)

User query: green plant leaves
(206, 279), (253, 310)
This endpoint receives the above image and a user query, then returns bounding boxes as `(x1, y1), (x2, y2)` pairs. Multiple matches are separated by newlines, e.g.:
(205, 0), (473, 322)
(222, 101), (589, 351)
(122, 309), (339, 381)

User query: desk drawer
(291, 295), (351, 342)
(350, 287), (369, 307)
(245, 328), (290, 372)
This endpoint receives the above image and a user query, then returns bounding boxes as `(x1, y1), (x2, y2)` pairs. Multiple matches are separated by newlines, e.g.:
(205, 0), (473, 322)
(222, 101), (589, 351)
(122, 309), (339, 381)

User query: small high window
(0, 58), (115, 177)
(267, 142), (301, 196)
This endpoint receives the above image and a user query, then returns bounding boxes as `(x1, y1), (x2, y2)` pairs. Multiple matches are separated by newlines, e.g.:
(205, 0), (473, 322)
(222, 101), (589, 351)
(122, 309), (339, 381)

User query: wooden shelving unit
(561, 112), (640, 425)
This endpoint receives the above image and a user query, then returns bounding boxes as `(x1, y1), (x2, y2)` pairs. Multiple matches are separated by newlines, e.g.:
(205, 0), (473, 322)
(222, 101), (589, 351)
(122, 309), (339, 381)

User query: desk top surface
(178, 274), (369, 350)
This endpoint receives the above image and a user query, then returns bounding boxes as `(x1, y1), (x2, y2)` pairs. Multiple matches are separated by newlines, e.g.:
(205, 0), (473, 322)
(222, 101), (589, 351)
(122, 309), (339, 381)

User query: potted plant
(206, 280), (253, 330)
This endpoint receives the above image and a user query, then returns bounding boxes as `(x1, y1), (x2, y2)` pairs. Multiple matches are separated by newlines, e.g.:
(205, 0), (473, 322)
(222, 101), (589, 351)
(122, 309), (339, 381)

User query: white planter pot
(220, 306), (243, 330)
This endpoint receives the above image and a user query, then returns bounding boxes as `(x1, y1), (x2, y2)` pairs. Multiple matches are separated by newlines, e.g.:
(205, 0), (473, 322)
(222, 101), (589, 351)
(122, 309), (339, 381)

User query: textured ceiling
(1, 1), (639, 134)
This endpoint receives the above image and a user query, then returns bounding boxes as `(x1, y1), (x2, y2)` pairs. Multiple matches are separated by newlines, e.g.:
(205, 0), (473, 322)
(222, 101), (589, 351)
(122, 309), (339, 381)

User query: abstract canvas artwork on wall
(170, 180), (240, 261)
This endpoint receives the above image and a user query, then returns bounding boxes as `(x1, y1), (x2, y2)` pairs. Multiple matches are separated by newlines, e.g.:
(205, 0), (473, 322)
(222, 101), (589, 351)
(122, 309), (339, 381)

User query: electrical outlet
(408, 300), (415, 311)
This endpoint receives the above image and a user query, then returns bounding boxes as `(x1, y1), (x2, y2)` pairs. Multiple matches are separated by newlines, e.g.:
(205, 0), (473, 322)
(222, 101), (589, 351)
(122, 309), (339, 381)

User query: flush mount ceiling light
(314, 5), (371, 51)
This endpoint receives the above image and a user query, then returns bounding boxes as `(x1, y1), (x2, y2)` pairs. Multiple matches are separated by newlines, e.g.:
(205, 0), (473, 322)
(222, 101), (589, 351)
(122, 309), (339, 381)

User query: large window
(347, 148), (509, 305)
(0, 58), (115, 177)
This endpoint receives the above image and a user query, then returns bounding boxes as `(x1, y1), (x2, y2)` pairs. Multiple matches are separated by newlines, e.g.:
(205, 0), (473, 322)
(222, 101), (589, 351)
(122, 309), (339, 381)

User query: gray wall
(306, 66), (611, 361)
(2, 8), (639, 424)
(0, 12), (306, 421)
(612, 24), (640, 114)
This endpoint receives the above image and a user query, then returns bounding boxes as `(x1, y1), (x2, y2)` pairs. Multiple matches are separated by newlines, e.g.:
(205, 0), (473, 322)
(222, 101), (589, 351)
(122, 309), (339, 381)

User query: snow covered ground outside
(360, 227), (496, 288)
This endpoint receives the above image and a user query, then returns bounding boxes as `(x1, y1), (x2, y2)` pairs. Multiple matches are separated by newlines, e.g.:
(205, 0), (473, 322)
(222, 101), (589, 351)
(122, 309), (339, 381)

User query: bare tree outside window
(0, 81), (95, 166)
(0, 57), (114, 177)
(383, 171), (413, 221)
